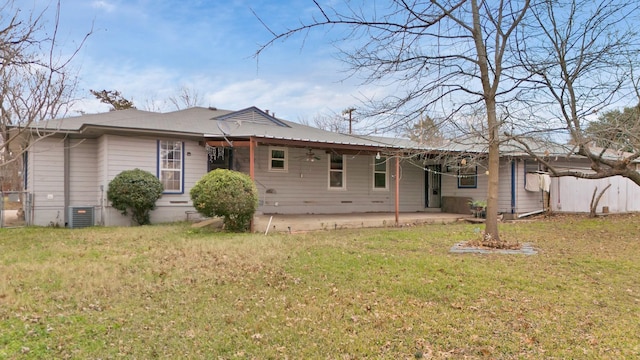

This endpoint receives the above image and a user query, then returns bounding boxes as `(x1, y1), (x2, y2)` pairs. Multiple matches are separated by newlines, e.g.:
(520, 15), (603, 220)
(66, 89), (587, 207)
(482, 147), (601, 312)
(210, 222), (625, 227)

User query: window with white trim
(269, 147), (288, 171)
(458, 165), (477, 188)
(158, 140), (183, 193)
(329, 153), (346, 189)
(373, 156), (388, 189)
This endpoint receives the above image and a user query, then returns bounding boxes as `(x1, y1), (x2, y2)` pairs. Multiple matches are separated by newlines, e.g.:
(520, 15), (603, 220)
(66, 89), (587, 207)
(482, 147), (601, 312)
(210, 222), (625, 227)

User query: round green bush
(190, 169), (258, 232)
(107, 168), (164, 225)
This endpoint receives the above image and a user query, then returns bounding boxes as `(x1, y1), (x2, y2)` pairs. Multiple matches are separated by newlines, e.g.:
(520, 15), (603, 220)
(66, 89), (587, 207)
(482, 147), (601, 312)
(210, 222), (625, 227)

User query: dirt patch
(464, 237), (522, 250)
(450, 242), (537, 255)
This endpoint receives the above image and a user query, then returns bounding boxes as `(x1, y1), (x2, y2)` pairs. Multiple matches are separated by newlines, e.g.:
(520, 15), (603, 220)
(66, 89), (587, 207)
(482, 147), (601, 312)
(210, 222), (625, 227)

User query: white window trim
(328, 154), (346, 190)
(158, 140), (184, 194)
(268, 146), (288, 172)
(372, 156), (389, 190)
(458, 165), (478, 188)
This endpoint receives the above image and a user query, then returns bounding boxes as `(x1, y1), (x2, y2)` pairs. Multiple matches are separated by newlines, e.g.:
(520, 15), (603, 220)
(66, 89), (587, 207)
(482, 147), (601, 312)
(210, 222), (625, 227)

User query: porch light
(375, 152), (381, 160)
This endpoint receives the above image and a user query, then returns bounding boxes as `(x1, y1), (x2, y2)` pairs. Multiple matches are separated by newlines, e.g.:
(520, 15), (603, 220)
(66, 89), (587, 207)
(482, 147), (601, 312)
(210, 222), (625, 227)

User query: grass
(1, 215), (640, 359)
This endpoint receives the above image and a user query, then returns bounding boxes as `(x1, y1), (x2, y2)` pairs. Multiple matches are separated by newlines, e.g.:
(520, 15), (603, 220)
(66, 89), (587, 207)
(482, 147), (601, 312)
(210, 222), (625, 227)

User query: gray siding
(96, 136), (108, 225)
(497, 159), (513, 213)
(440, 158), (545, 215)
(40, 132), (597, 225)
(97, 135), (209, 225)
(399, 159), (426, 212)
(29, 137), (65, 226)
(69, 139), (98, 207)
(251, 146), (424, 214)
(513, 159), (545, 214)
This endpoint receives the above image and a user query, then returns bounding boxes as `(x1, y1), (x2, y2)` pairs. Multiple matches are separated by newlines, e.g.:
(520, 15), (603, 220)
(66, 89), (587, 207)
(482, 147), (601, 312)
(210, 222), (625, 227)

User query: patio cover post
(249, 137), (255, 180)
(249, 137), (256, 232)
(395, 155), (400, 226)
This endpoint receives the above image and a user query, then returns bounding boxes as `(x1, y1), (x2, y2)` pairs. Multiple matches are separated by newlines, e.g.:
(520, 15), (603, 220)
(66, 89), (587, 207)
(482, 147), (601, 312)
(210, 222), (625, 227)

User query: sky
(38, 0), (376, 123)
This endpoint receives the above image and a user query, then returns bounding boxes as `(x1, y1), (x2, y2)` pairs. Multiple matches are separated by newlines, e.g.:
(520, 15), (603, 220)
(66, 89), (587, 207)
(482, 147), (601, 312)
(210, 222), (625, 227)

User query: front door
(425, 165), (442, 208)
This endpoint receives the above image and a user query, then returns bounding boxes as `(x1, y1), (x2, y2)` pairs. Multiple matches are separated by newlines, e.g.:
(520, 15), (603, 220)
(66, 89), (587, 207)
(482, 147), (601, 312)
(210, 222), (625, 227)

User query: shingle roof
(32, 106), (423, 150)
(25, 105), (604, 159)
(37, 107), (234, 135)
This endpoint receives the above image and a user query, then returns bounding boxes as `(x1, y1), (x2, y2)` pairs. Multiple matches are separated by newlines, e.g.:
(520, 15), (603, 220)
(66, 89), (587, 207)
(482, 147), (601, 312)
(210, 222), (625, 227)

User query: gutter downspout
(395, 155), (400, 226)
(64, 137), (70, 227)
(510, 160), (516, 214)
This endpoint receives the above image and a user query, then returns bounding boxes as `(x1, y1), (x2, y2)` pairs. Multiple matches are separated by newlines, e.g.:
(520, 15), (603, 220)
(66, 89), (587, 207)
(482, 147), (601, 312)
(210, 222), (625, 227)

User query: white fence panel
(551, 176), (640, 213)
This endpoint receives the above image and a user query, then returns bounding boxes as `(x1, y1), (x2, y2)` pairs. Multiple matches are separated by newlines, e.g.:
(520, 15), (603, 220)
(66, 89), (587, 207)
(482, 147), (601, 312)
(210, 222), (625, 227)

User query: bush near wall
(107, 168), (163, 225)
(190, 169), (258, 232)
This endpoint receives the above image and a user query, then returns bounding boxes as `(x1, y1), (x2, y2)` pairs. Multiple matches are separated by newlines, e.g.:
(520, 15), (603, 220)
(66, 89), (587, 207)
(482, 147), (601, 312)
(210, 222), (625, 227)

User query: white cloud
(202, 78), (363, 121)
(63, 0), (396, 123)
(91, 1), (116, 12)
(70, 54), (394, 130)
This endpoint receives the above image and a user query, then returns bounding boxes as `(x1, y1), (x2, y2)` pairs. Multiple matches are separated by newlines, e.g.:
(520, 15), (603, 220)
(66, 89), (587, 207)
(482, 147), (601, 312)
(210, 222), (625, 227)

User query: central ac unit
(68, 206), (95, 229)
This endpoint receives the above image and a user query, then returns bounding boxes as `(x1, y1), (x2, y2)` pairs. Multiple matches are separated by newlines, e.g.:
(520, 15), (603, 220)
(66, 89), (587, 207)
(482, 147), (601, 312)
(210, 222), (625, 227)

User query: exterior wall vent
(68, 206), (94, 229)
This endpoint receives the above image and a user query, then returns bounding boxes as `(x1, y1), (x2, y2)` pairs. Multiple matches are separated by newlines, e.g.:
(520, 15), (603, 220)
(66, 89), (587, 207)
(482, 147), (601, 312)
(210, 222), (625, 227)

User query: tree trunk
(484, 98), (501, 242)
(589, 184), (611, 218)
(471, 0), (501, 242)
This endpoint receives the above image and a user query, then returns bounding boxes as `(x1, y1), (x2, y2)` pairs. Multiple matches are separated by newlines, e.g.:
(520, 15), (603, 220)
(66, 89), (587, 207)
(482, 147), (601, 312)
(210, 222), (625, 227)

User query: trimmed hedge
(190, 169), (258, 232)
(107, 169), (163, 225)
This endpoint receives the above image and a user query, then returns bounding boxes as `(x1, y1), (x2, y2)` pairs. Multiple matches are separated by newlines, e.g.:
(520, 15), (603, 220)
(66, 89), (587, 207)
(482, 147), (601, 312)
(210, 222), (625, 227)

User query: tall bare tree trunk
(472, 0), (501, 242)
(485, 100), (501, 241)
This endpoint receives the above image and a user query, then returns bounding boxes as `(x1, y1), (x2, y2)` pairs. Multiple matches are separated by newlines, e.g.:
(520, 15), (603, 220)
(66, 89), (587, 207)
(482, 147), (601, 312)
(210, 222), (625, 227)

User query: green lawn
(1, 215), (639, 359)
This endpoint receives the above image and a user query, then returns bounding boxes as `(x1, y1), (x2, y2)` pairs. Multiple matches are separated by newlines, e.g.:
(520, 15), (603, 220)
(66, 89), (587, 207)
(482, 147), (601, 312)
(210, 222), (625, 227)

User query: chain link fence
(1, 191), (31, 228)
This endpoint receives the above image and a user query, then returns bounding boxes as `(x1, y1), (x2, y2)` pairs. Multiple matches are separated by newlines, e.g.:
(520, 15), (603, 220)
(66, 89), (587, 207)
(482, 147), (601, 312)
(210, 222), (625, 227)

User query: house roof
(22, 105), (618, 161)
(29, 106), (425, 152)
(36, 107), (234, 135)
(207, 108), (425, 151)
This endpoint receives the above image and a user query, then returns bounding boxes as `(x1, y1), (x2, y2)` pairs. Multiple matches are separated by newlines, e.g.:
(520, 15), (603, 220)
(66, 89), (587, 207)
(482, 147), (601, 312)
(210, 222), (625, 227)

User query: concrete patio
(253, 212), (471, 233)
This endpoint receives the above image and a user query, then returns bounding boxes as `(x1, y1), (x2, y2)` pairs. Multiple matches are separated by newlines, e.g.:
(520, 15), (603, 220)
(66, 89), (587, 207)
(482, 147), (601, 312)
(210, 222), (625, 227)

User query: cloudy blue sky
(44, 0), (375, 122)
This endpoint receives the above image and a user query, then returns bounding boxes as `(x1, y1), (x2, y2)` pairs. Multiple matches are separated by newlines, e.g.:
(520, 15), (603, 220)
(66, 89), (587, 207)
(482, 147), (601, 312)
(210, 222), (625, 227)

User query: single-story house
(10, 106), (636, 227)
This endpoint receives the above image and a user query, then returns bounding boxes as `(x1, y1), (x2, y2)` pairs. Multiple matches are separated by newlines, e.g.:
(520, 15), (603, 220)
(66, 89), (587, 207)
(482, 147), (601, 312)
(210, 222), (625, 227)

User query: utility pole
(342, 107), (356, 134)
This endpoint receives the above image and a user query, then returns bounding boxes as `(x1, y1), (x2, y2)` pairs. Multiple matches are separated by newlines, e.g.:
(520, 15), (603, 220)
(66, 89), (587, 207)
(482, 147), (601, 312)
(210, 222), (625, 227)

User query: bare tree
(168, 87), (203, 110)
(256, 0), (531, 243)
(1, 0), (89, 167)
(299, 111), (351, 134)
(513, 0), (640, 186)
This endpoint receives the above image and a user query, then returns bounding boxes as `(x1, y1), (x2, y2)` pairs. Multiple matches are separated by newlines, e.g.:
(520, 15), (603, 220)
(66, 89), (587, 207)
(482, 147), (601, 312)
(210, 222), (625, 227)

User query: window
(269, 147), (288, 171)
(158, 140), (184, 193)
(329, 153), (346, 189)
(373, 156), (388, 189)
(458, 165), (477, 188)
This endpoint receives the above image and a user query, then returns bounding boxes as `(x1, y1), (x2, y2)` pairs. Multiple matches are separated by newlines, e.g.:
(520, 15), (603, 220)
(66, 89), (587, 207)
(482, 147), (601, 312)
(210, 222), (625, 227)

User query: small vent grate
(68, 206), (94, 229)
